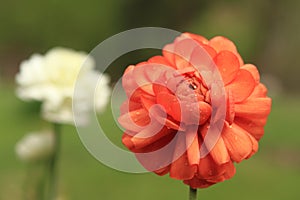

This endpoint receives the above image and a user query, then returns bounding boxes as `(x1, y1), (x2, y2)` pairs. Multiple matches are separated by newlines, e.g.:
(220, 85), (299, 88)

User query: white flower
(16, 47), (111, 125)
(15, 131), (55, 162)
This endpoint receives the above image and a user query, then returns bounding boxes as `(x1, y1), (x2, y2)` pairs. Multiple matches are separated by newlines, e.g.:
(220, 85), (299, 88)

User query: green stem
(22, 164), (33, 200)
(47, 123), (61, 200)
(189, 187), (197, 200)
(37, 162), (48, 200)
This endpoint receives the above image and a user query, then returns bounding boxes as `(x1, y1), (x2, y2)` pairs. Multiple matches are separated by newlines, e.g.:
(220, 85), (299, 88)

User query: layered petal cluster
(119, 33), (271, 188)
(16, 47), (111, 125)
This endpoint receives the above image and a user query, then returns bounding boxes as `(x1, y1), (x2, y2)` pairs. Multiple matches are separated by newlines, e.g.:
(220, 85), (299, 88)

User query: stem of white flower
(47, 123), (61, 200)
(37, 162), (48, 200)
(189, 187), (197, 200)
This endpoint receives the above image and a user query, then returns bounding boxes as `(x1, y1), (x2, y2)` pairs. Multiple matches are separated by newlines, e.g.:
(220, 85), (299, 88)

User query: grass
(0, 81), (299, 200)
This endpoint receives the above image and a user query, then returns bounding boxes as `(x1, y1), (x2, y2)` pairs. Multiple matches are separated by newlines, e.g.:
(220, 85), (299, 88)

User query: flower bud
(15, 131), (54, 162)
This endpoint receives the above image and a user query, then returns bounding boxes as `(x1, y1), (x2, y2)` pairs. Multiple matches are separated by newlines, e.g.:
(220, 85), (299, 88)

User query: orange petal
(222, 122), (253, 163)
(122, 68), (139, 96)
(198, 155), (225, 179)
(144, 63), (170, 83)
(133, 63), (172, 95)
(145, 102), (182, 131)
(241, 64), (260, 84)
(235, 97), (272, 118)
(226, 69), (255, 102)
(209, 36), (238, 53)
(248, 83), (268, 98)
(183, 32), (209, 44)
(131, 125), (171, 150)
(122, 133), (136, 151)
(127, 88), (144, 102)
(209, 137), (230, 165)
(154, 165), (171, 176)
(124, 64), (135, 74)
(156, 91), (185, 123)
(246, 133), (258, 158)
(148, 55), (173, 67)
(209, 36), (244, 66)
(135, 61), (148, 67)
(214, 50), (240, 85)
(156, 92), (177, 114)
(131, 129), (176, 154)
(170, 133), (197, 180)
(206, 161), (236, 183)
(186, 127), (200, 166)
(235, 117), (265, 140)
(132, 132), (177, 172)
(198, 43), (217, 58)
(184, 177), (215, 189)
(170, 99), (182, 122)
(222, 161), (236, 179)
(170, 151), (197, 180)
(226, 89), (235, 124)
(153, 83), (171, 95)
(164, 117), (182, 131)
(120, 100), (142, 115)
(140, 94), (156, 111)
(174, 39), (198, 69)
(139, 84), (154, 96)
(198, 102), (212, 125)
(189, 46), (216, 74)
(118, 108), (150, 132)
(132, 66), (154, 95)
(180, 101), (212, 125)
(162, 43), (176, 66)
(185, 43), (218, 76)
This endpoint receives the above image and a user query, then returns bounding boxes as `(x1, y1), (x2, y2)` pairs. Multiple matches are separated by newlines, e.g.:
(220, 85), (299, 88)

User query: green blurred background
(0, 0), (299, 199)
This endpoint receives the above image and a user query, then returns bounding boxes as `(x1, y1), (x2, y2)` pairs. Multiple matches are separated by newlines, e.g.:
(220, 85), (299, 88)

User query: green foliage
(1, 0), (299, 92)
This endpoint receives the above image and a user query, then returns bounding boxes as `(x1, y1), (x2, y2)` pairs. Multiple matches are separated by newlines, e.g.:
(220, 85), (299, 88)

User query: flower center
(188, 82), (198, 90)
(175, 73), (207, 104)
(170, 70), (211, 125)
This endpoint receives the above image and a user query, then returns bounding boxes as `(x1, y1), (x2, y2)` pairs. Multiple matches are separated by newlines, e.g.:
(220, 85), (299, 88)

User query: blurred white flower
(15, 131), (54, 162)
(16, 47), (111, 125)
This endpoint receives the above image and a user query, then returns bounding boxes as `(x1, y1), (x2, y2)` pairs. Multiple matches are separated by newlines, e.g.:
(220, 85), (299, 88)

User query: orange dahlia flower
(118, 33), (271, 188)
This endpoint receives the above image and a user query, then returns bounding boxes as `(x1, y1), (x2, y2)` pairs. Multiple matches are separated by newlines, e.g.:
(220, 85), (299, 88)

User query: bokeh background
(1, 0), (299, 199)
